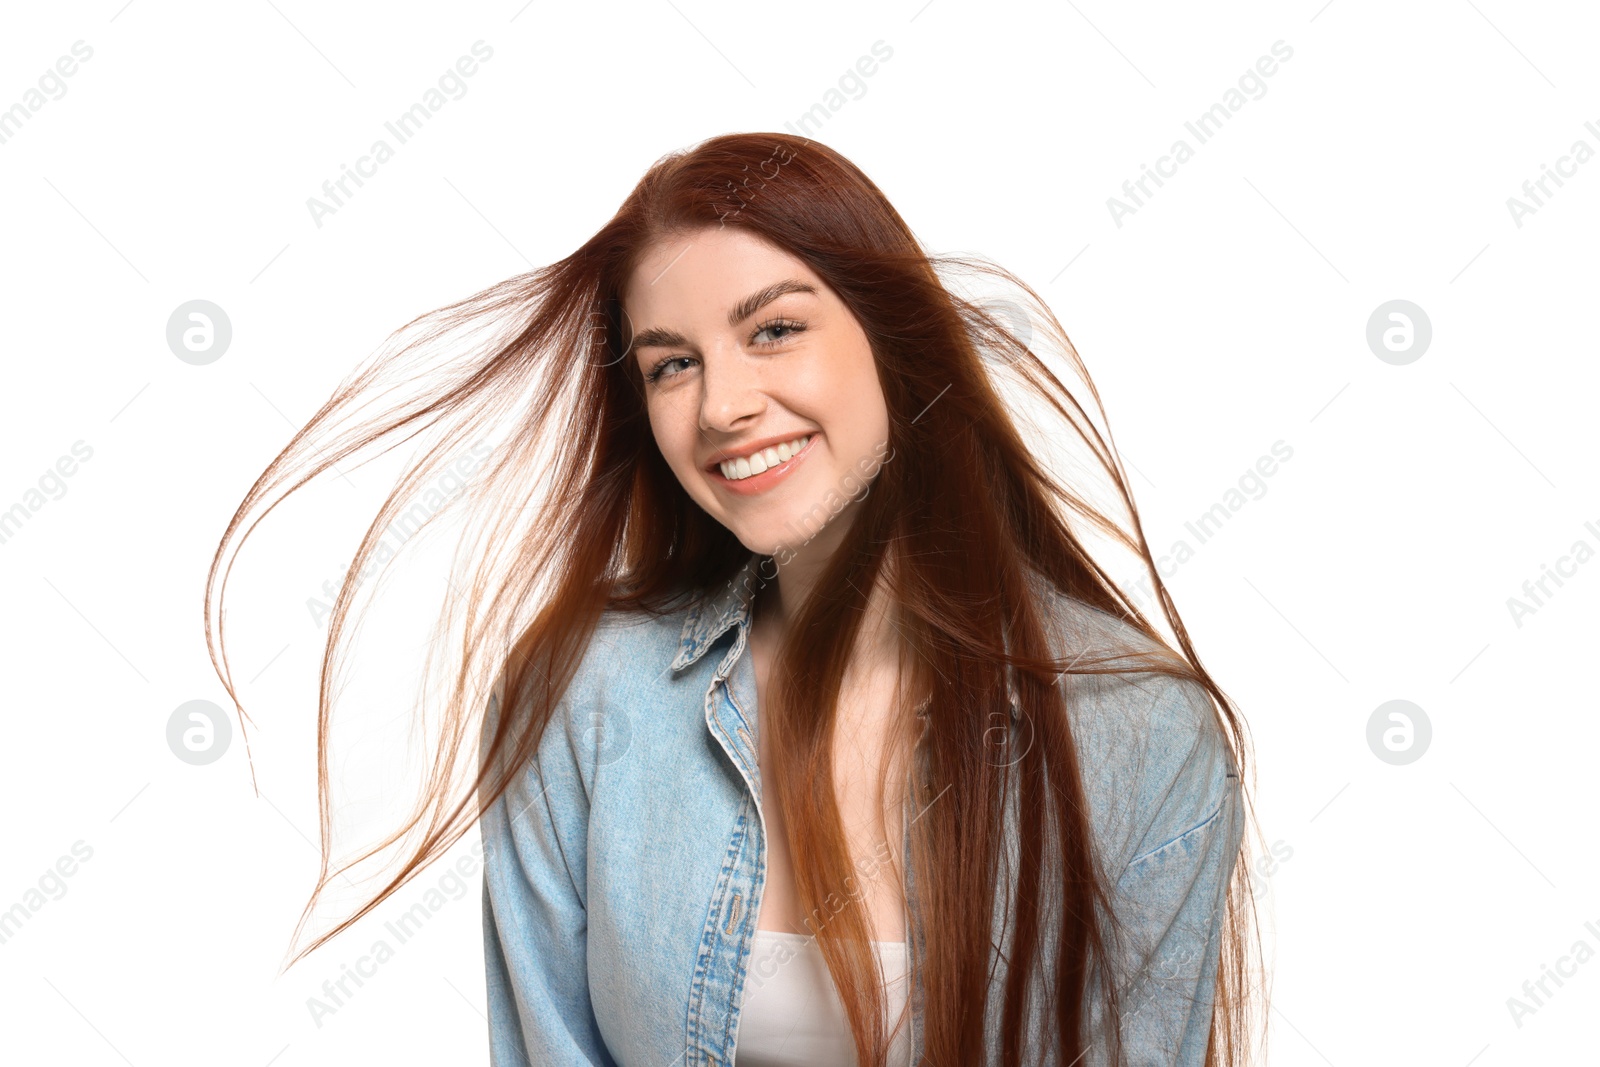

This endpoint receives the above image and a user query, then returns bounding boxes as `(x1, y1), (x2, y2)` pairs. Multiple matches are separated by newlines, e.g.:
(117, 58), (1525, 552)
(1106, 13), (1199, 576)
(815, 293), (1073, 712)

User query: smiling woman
(205, 132), (1265, 1067)
(624, 232), (889, 545)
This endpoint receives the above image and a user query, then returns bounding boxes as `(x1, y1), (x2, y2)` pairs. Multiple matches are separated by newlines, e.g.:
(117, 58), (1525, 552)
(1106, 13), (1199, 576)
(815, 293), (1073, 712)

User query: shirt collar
(671, 552), (1024, 721)
(671, 551), (764, 672)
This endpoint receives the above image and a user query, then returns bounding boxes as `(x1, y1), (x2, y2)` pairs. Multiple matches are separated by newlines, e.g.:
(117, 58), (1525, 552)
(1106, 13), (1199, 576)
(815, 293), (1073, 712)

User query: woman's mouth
(707, 434), (815, 496)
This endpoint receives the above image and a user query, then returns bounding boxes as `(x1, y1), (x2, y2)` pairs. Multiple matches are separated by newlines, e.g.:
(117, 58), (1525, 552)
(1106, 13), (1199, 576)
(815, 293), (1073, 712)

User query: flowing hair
(205, 131), (1266, 1065)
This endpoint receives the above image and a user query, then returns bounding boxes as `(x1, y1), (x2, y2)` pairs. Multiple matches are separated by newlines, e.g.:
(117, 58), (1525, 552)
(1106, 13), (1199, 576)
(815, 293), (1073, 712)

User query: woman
(206, 133), (1262, 1066)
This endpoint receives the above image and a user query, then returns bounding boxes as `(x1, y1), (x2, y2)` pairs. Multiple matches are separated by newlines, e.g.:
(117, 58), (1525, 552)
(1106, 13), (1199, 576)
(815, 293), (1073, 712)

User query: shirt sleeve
(480, 679), (620, 1067)
(1096, 676), (1245, 1066)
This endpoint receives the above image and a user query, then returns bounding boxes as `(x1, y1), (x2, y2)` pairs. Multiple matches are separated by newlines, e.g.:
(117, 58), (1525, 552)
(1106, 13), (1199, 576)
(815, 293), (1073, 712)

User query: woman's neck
(754, 551), (905, 675)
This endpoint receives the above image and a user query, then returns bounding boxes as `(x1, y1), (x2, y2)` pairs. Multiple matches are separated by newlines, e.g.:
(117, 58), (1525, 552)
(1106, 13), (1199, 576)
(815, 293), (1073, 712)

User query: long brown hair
(205, 131), (1264, 1065)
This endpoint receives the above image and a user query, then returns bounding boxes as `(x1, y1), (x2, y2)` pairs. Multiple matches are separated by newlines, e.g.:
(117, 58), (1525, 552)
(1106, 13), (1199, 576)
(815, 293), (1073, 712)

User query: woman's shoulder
(1028, 578), (1241, 875)
(568, 604), (690, 704)
(1023, 575), (1215, 734)
(484, 603), (684, 736)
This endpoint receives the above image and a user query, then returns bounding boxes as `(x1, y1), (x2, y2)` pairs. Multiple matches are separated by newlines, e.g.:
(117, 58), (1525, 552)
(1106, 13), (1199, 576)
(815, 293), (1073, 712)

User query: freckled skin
(622, 226), (889, 561)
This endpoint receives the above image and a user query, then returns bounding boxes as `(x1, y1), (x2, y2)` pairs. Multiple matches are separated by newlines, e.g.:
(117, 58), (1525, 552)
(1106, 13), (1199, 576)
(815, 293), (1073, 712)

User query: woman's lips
(707, 435), (816, 496)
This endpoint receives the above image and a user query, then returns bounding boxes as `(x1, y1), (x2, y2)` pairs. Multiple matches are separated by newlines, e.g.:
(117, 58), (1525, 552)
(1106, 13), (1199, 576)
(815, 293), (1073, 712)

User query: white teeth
(719, 435), (810, 481)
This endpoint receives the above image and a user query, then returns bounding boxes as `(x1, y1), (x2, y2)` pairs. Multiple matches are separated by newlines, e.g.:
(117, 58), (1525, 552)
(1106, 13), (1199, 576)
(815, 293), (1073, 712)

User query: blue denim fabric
(480, 553), (1243, 1066)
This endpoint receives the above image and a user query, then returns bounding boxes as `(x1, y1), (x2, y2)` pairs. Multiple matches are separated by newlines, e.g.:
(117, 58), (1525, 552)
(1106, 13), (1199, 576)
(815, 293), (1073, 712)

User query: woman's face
(622, 225), (891, 559)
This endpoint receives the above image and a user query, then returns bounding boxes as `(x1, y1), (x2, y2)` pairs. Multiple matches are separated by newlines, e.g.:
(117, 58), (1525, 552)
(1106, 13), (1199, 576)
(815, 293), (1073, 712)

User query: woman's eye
(646, 321), (805, 383)
(647, 357), (693, 383)
(752, 320), (805, 346)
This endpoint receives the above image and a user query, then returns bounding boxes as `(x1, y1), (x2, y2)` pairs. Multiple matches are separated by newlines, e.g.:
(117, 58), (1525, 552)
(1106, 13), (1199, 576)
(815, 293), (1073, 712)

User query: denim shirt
(480, 553), (1243, 1066)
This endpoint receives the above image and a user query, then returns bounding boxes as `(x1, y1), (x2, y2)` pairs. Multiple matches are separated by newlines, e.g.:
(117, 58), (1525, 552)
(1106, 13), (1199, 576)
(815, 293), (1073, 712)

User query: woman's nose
(699, 347), (765, 432)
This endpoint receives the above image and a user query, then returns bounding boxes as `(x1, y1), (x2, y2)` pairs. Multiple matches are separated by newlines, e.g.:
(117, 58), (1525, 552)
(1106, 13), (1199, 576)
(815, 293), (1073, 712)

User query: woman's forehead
(622, 229), (817, 318)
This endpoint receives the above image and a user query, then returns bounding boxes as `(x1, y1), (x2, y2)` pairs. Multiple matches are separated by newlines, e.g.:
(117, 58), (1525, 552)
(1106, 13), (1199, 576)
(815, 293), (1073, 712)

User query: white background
(1, 1), (1596, 1064)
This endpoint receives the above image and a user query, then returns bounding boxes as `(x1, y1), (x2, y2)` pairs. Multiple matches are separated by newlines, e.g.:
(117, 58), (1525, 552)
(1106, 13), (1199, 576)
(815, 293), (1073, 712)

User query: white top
(734, 928), (913, 1066)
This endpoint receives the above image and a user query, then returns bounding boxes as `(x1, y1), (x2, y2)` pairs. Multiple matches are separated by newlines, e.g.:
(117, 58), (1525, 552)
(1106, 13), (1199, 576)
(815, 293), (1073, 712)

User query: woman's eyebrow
(726, 279), (816, 327)
(629, 325), (688, 352)
(629, 279), (817, 352)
